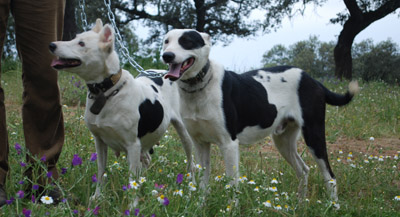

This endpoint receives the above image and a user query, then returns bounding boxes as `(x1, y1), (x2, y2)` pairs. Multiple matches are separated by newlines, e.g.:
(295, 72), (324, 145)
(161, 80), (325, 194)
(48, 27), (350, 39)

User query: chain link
(78, 0), (88, 30)
(103, 0), (165, 78)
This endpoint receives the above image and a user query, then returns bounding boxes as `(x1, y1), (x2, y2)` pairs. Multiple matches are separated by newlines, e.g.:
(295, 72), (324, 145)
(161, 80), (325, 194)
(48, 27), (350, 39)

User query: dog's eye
(164, 39), (169, 44)
(78, 41), (85, 47)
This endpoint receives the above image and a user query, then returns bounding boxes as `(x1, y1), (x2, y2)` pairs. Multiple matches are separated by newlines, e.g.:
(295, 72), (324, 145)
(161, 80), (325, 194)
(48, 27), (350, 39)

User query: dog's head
(49, 19), (119, 83)
(162, 29), (211, 81)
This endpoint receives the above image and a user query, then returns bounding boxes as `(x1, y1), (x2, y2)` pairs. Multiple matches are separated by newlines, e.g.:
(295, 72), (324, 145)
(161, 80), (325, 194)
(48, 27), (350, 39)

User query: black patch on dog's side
(151, 85), (158, 93)
(222, 70), (277, 141)
(179, 31), (205, 50)
(138, 99), (164, 138)
(281, 77), (287, 83)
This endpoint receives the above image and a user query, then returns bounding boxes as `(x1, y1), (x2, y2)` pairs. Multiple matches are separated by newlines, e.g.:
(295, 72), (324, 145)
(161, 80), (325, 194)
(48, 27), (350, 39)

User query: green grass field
(1, 64), (399, 216)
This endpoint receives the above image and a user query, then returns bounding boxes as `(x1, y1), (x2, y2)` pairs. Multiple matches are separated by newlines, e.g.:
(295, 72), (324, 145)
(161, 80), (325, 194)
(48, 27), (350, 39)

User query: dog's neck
(87, 69), (122, 95)
(180, 60), (210, 86)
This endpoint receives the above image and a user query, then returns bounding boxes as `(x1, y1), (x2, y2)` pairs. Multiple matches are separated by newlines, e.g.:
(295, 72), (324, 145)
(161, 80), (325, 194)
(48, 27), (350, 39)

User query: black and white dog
(161, 29), (359, 201)
(49, 20), (194, 200)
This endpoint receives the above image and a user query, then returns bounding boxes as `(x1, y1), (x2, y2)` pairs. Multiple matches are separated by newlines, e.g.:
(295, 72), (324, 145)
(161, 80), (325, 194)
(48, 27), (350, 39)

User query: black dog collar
(87, 69), (122, 95)
(180, 60), (210, 86)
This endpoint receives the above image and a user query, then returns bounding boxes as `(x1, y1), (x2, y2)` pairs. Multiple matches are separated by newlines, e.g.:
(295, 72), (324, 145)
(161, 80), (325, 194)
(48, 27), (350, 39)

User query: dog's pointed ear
(200, 32), (211, 45)
(99, 24), (115, 52)
(92, 19), (103, 33)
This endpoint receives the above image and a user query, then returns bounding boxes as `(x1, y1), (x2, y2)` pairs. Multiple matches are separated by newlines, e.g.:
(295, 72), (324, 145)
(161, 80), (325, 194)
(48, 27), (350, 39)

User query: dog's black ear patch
(178, 31), (205, 50)
(138, 99), (164, 138)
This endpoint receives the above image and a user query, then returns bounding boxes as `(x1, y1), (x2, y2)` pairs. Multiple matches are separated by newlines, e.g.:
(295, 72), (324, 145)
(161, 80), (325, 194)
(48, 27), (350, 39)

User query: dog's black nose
(49, 43), (57, 53)
(162, 52), (175, 63)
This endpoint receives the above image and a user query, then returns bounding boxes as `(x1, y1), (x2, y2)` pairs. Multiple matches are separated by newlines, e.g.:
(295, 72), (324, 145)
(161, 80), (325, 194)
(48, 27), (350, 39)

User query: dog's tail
(321, 81), (360, 106)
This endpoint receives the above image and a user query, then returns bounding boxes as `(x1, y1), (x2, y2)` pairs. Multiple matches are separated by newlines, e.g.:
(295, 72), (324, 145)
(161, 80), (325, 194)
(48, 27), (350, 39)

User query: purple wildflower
(134, 208), (140, 216)
(6, 197), (15, 205)
(163, 197), (170, 206)
(31, 195), (35, 203)
(90, 153), (97, 162)
(14, 143), (22, 154)
(154, 183), (164, 189)
(47, 171), (53, 178)
(41, 155), (46, 162)
(151, 214), (156, 217)
(124, 210), (130, 216)
(72, 154), (82, 166)
(17, 190), (24, 199)
(18, 180), (24, 185)
(20, 161), (26, 167)
(92, 174), (97, 183)
(61, 167), (67, 175)
(32, 184), (39, 191)
(22, 208), (31, 217)
(122, 185), (127, 191)
(73, 210), (79, 214)
(93, 206), (100, 215)
(176, 173), (183, 184)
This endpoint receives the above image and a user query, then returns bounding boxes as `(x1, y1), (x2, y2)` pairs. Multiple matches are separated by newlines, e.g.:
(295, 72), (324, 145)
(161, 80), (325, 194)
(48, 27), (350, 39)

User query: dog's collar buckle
(181, 60), (210, 86)
(87, 69), (122, 95)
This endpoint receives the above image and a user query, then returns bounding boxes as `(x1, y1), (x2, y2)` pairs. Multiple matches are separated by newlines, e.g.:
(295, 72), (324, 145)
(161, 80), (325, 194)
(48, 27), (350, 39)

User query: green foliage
(262, 36), (336, 78)
(262, 37), (400, 84)
(353, 39), (400, 84)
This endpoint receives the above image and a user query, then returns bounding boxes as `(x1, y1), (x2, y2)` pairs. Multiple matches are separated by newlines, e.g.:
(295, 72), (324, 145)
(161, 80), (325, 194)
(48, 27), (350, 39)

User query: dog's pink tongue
(165, 63), (182, 80)
(51, 59), (64, 67)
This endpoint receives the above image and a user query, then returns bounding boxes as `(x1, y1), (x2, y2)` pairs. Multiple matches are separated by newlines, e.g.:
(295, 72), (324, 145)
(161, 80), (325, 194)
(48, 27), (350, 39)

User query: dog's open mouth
(51, 58), (82, 70)
(165, 57), (195, 81)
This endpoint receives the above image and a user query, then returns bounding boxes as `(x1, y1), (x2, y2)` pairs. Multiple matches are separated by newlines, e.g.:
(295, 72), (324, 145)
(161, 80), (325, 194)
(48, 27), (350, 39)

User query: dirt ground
(260, 137), (400, 157)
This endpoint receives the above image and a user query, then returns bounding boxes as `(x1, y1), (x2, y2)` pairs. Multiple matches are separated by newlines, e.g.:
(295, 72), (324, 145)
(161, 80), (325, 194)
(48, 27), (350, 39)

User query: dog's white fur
(162, 29), (359, 202)
(50, 20), (194, 199)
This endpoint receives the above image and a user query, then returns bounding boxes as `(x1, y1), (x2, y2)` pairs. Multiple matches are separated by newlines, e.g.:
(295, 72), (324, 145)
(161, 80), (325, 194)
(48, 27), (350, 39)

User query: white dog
(49, 19), (194, 199)
(161, 29), (359, 201)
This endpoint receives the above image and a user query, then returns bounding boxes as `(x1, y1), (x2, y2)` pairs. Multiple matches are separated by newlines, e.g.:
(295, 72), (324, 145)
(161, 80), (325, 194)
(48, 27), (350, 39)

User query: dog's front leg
(126, 141), (142, 208)
(126, 141), (142, 182)
(92, 137), (108, 200)
(171, 119), (195, 174)
(219, 140), (240, 186)
(194, 142), (211, 189)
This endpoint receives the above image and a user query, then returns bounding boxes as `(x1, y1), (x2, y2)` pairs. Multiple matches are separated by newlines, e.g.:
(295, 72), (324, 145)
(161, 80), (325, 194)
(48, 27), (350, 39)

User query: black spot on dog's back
(150, 77), (163, 86)
(138, 72), (164, 86)
(179, 31), (205, 50)
(138, 99), (164, 138)
(222, 70), (277, 140)
(151, 85), (158, 93)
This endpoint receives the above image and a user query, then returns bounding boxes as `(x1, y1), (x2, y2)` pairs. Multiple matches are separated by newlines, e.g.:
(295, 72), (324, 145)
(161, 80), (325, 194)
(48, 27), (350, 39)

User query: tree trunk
(334, 0), (400, 80)
(334, 21), (357, 80)
(62, 0), (77, 41)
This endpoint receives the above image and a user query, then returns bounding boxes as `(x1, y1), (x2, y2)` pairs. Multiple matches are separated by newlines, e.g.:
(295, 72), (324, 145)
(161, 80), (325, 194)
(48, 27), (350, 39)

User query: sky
(133, 0), (400, 72)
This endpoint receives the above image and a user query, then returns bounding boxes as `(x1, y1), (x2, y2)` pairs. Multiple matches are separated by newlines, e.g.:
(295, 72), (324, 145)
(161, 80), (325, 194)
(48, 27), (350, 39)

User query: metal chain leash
(78, 0), (88, 30)
(103, 0), (166, 77)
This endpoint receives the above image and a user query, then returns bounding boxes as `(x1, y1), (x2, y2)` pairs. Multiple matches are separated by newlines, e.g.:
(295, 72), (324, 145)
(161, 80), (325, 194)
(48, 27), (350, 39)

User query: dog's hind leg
(272, 125), (310, 199)
(302, 124), (338, 202)
(171, 119), (195, 174)
(92, 137), (108, 200)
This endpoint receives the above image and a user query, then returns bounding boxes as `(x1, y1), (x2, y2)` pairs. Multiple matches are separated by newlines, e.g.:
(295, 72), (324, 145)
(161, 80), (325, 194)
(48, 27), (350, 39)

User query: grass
(0, 63), (399, 216)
